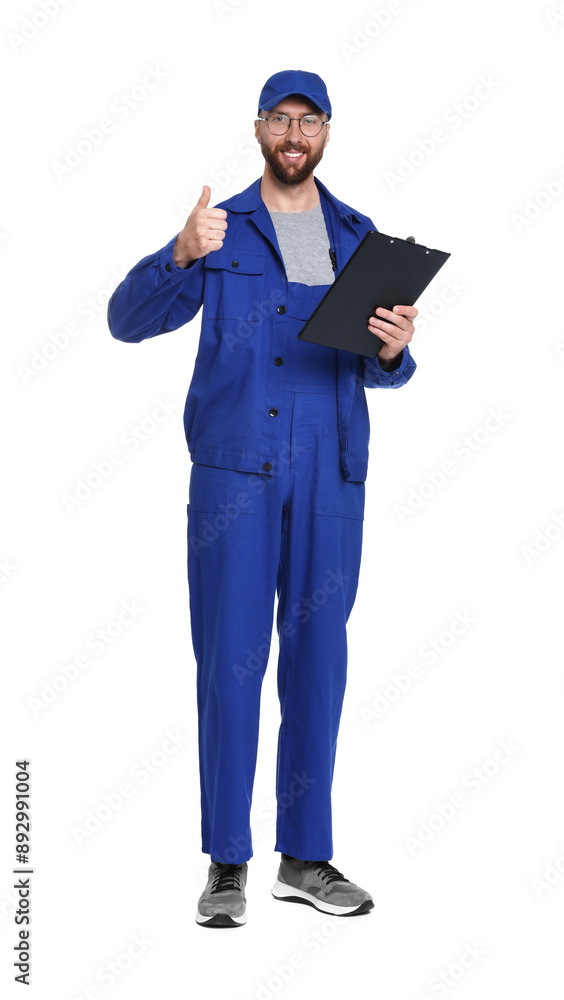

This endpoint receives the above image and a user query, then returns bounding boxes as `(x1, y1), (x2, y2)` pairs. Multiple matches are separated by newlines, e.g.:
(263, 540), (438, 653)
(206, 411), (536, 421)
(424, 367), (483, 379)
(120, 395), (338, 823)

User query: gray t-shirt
(268, 202), (335, 285)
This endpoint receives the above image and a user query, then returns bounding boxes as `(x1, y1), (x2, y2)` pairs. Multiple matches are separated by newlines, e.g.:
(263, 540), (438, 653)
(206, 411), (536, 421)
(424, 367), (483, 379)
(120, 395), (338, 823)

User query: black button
(165, 263), (172, 272)
(274, 357), (284, 366)
(277, 305), (286, 314)
(231, 260), (239, 268)
(269, 408), (278, 417)
(263, 462), (272, 472)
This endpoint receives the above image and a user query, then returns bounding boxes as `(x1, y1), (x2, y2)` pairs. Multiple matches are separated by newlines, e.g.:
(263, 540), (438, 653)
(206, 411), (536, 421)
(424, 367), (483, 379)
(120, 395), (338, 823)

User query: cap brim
(260, 92), (329, 117)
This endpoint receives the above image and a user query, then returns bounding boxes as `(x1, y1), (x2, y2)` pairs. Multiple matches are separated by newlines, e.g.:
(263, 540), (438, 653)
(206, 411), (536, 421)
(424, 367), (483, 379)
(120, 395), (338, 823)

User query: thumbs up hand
(172, 185), (228, 268)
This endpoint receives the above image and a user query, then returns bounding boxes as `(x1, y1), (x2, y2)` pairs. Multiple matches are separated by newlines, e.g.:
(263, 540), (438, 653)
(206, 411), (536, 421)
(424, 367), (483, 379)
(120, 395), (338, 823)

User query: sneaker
(271, 854), (373, 916)
(196, 860), (248, 927)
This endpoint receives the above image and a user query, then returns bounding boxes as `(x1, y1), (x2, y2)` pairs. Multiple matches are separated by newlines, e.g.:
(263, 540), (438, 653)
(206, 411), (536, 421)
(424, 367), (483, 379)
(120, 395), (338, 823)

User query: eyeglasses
(256, 113), (328, 137)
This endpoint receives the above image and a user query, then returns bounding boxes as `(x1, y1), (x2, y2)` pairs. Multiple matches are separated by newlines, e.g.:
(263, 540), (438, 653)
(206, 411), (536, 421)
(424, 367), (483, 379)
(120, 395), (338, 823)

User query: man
(108, 69), (417, 928)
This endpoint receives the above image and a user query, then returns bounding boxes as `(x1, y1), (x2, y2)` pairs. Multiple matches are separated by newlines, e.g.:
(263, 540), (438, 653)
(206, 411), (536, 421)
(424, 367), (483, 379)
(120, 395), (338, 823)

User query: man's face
(254, 95), (330, 186)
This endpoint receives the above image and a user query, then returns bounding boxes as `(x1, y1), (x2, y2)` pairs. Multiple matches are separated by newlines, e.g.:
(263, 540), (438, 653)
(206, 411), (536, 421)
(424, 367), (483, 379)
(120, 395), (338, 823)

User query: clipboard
(296, 230), (451, 357)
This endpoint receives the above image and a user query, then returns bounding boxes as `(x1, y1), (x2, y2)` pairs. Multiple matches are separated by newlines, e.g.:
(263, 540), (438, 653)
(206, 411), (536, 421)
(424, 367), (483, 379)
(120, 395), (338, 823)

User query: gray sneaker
(271, 854), (373, 916)
(196, 861), (248, 927)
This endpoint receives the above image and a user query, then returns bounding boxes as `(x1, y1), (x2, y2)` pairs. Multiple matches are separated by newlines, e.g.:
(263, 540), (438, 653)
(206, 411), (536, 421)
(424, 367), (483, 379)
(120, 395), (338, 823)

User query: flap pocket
(189, 463), (256, 514)
(204, 248), (268, 319)
(204, 248), (267, 275)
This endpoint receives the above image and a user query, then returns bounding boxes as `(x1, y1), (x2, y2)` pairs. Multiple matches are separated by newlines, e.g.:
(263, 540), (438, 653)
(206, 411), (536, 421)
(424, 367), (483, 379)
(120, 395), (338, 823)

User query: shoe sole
(195, 909), (247, 927)
(271, 879), (373, 916)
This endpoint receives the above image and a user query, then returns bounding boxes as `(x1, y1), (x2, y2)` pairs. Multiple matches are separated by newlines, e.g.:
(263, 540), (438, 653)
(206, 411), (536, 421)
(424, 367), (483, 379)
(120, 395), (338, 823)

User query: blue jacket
(107, 174), (417, 481)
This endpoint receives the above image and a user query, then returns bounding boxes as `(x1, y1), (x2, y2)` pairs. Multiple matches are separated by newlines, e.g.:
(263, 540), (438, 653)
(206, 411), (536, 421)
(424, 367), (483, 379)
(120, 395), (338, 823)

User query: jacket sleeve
(361, 343), (417, 388)
(107, 233), (205, 343)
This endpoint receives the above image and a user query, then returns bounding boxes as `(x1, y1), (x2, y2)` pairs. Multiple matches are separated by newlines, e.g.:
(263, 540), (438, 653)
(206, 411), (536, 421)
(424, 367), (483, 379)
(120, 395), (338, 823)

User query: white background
(2, 0), (563, 997)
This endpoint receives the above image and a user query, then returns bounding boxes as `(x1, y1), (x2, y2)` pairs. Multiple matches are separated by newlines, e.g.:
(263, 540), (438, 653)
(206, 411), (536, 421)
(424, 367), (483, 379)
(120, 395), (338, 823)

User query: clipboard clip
(403, 236), (432, 254)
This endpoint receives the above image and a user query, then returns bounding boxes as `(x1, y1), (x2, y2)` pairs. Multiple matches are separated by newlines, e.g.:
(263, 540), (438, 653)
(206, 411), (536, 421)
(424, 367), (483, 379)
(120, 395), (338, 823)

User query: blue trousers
(186, 349), (365, 864)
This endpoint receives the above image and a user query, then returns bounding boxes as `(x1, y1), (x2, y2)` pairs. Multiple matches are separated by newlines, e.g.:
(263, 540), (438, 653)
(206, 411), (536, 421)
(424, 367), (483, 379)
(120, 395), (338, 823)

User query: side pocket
(188, 463), (257, 514)
(315, 428), (365, 520)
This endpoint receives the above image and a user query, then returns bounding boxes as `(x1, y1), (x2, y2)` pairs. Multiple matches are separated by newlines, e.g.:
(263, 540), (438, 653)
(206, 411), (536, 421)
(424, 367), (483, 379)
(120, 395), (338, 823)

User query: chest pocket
(203, 248), (267, 320)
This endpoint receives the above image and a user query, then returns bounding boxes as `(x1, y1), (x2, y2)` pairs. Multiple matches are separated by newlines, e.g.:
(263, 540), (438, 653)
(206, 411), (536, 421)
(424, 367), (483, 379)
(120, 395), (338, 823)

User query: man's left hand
(368, 305), (418, 363)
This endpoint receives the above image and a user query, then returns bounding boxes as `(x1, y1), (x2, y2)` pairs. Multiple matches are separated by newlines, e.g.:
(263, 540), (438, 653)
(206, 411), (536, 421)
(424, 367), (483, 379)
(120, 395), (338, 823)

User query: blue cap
(257, 70), (331, 120)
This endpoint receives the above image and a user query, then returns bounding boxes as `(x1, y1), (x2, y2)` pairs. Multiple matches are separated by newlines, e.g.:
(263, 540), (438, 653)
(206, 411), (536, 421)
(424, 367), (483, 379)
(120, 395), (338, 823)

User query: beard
(259, 135), (326, 185)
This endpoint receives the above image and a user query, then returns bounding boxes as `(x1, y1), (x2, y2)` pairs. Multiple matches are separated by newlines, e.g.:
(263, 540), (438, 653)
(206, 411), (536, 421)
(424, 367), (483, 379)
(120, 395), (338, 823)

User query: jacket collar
(219, 175), (363, 225)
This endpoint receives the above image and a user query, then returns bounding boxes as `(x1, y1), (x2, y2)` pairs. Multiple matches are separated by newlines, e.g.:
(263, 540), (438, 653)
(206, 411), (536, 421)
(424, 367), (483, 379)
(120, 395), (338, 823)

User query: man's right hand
(172, 185), (228, 268)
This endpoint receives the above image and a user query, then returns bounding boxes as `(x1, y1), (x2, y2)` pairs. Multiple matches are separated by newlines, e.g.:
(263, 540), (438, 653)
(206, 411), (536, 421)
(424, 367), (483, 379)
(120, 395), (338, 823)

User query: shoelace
(210, 863), (243, 894)
(307, 860), (351, 885)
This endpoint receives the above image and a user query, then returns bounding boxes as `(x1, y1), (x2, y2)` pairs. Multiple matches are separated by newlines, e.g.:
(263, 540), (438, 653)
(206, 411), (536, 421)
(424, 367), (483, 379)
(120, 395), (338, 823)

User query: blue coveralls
(188, 279), (365, 865)
(107, 174), (417, 866)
